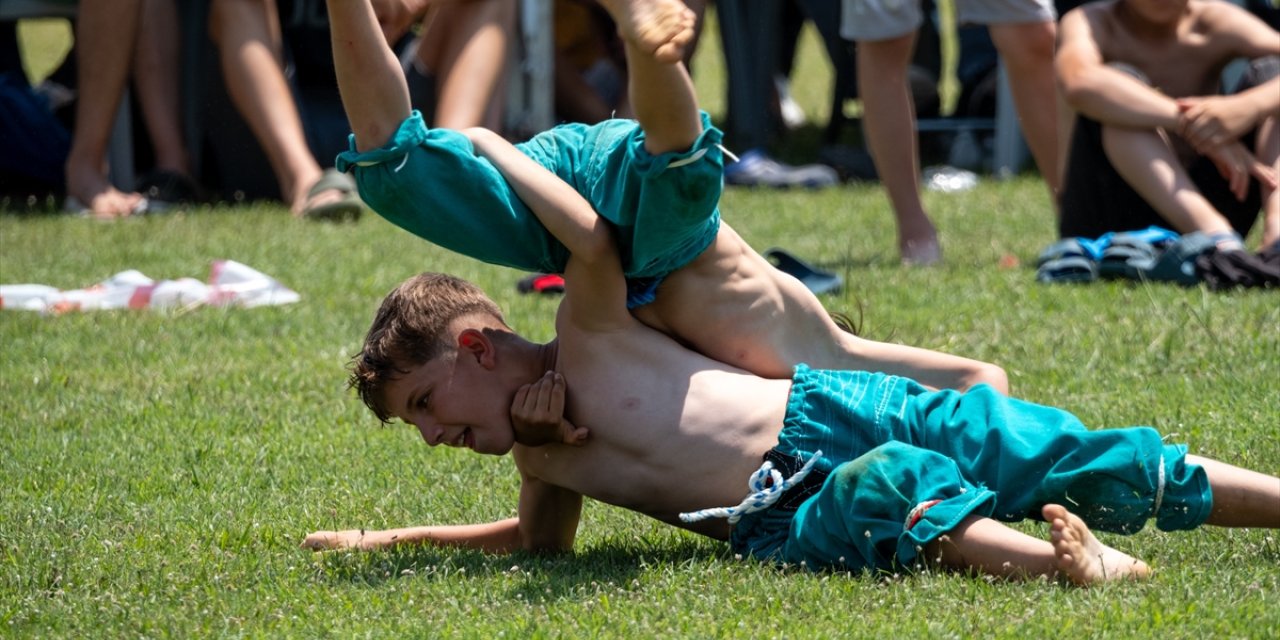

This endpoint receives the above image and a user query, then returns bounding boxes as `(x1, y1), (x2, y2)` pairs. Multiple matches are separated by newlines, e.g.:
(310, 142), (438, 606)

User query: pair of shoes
(135, 170), (202, 212)
(1036, 238), (1099, 283)
(763, 248), (842, 295)
(301, 168), (363, 222)
(1097, 227), (1180, 279)
(724, 149), (839, 189)
(517, 273), (565, 294)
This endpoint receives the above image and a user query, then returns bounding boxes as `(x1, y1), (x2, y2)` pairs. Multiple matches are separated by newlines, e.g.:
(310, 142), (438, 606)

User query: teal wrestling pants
(335, 111), (725, 307)
(729, 365), (1213, 572)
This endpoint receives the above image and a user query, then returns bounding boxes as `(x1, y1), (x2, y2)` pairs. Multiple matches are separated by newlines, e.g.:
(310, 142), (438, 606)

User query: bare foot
(597, 0), (696, 64)
(1044, 504), (1151, 585)
(900, 235), (941, 266)
(65, 160), (146, 218)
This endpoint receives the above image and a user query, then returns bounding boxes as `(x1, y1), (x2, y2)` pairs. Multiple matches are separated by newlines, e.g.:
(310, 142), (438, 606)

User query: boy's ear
(457, 328), (496, 369)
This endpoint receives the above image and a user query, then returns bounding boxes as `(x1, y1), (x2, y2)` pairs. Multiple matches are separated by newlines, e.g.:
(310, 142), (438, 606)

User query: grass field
(3, 13), (1279, 639)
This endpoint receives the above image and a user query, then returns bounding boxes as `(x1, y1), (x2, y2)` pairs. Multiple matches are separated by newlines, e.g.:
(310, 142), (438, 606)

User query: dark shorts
(1058, 57), (1279, 240)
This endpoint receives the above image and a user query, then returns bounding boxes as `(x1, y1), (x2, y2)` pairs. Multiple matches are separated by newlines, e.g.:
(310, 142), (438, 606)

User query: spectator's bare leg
(856, 33), (940, 265)
(1100, 125), (1237, 236)
(64, 0), (147, 217)
(417, 0), (514, 130)
(989, 21), (1060, 198)
(326, 0), (413, 151)
(133, 0), (191, 176)
(1189, 456), (1280, 528)
(209, 0), (332, 216)
(1256, 115), (1279, 249)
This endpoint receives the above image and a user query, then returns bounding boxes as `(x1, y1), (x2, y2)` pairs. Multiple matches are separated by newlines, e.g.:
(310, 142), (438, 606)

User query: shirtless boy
(303, 175), (1280, 582)
(325, 0), (1008, 395)
(1056, 0), (1280, 249)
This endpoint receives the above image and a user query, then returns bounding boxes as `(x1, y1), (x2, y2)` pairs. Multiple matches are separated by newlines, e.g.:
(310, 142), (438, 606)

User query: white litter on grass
(0, 260), (300, 314)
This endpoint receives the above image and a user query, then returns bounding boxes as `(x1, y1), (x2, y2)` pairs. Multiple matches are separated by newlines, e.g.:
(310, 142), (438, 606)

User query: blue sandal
(1036, 238), (1099, 284)
(763, 248), (843, 295)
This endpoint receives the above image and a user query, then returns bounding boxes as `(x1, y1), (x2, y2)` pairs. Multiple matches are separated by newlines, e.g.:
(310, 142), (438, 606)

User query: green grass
(4, 13), (1280, 640)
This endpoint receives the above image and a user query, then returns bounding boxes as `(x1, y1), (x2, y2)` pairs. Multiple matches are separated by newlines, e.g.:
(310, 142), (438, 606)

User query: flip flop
(134, 169), (202, 211)
(1137, 231), (1224, 285)
(63, 194), (150, 218)
(763, 248), (843, 295)
(301, 168), (363, 222)
(517, 273), (565, 294)
(1035, 238), (1098, 284)
(1098, 227), (1178, 280)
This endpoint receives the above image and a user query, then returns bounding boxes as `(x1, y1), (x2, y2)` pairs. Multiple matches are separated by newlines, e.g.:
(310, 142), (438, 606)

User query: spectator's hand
(1205, 140), (1278, 201)
(1176, 95), (1258, 154)
(511, 371), (588, 447)
(370, 0), (431, 43)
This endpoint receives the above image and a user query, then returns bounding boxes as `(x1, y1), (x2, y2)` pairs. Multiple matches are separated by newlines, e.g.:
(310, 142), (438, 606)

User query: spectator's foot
(724, 149), (839, 189)
(135, 170), (202, 212)
(64, 164), (146, 218)
(774, 75), (807, 130)
(1044, 504), (1151, 586)
(293, 169), (363, 222)
(598, 0), (696, 64)
(900, 235), (941, 266)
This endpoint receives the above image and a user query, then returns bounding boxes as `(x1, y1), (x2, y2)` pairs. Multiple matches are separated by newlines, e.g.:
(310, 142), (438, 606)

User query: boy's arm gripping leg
(327, 0), (414, 151)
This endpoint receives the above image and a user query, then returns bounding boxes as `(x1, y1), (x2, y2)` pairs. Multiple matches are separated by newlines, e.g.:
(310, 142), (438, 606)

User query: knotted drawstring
(679, 450), (824, 524)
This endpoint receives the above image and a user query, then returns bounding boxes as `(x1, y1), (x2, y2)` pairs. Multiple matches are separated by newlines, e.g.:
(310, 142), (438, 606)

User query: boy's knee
(967, 364), (1009, 395)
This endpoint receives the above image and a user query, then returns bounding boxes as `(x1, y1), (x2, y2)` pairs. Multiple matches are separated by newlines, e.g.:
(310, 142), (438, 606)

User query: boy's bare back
(513, 301), (791, 539)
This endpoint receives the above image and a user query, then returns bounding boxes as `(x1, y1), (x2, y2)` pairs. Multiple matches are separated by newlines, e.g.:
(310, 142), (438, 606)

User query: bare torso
(1087, 0), (1245, 98)
(512, 307), (792, 539)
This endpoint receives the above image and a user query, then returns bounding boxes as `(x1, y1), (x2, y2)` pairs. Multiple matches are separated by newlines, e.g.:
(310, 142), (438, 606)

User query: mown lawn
(3, 11), (1278, 640)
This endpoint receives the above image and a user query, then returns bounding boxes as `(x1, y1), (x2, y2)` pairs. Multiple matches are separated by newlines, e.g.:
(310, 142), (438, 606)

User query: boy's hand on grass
(511, 371), (589, 447)
(301, 529), (378, 551)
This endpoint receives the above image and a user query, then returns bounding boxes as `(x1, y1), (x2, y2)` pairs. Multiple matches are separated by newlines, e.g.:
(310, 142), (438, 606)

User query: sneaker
(724, 149), (839, 189)
(774, 75), (807, 130)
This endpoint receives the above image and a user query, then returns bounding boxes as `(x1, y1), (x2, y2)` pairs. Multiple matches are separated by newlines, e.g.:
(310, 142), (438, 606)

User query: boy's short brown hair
(350, 273), (505, 422)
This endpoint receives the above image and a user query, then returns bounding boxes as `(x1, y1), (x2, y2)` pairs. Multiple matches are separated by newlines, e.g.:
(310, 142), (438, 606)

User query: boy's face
(381, 351), (516, 456)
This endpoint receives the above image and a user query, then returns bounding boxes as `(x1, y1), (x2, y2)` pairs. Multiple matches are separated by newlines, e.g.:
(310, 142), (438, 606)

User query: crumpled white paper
(0, 260), (301, 314)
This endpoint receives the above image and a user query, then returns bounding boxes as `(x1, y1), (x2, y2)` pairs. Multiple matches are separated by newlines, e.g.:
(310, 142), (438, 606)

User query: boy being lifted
(328, 0), (1008, 409)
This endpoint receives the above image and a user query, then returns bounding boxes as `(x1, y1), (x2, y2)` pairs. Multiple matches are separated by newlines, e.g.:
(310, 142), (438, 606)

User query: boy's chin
(477, 433), (516, 456)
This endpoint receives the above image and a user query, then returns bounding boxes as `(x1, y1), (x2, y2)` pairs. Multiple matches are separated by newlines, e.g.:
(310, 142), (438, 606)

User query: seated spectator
(395, 0), (515, 131)
(209, 0), (362, 220)
(1055, 0), (1280, 251)
(552, 0), (629, 124)
(61, 0), (197, 217)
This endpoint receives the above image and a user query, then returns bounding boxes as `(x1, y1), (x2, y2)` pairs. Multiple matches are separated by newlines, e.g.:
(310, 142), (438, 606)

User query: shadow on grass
(308, 535), (730, 601)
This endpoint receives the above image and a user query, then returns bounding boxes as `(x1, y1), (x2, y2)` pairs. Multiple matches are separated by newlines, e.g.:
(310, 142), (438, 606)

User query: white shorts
(841, 0), (1056, 42)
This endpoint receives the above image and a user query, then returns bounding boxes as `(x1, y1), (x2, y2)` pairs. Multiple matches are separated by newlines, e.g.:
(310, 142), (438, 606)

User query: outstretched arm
(302, 518), (523, 552)
(303, 468), (584, 553)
